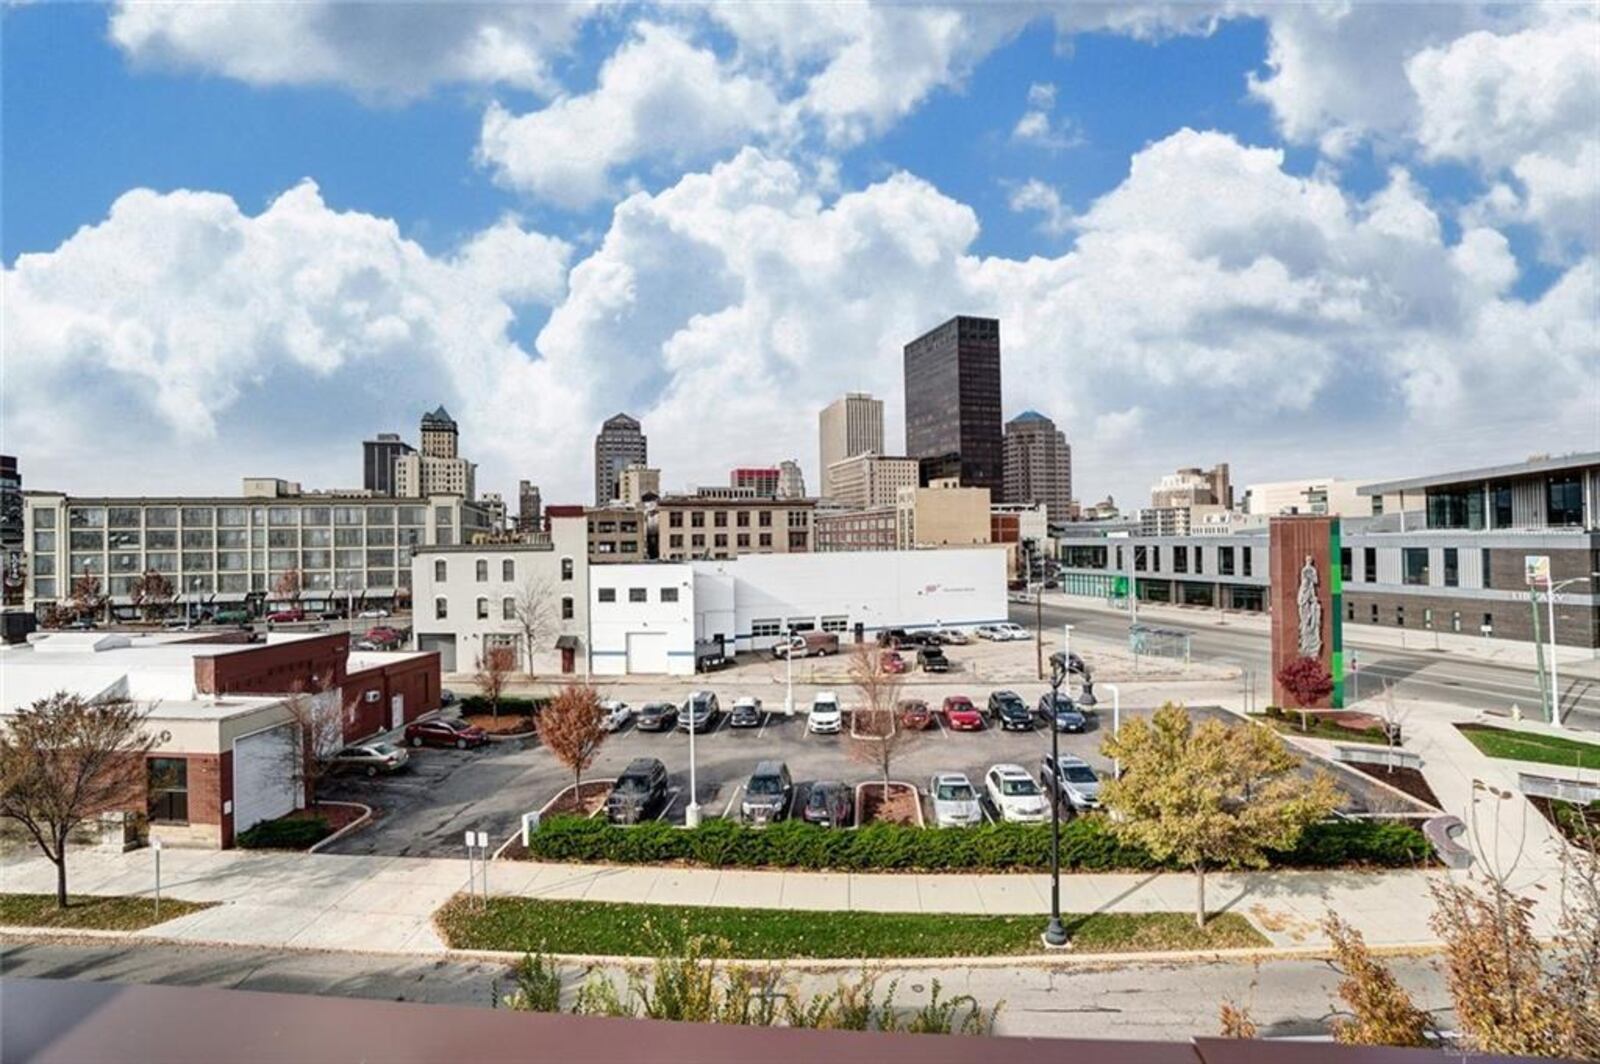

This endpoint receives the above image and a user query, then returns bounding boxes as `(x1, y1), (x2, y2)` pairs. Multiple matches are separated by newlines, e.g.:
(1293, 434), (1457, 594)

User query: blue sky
(3, 2), (1595, 507)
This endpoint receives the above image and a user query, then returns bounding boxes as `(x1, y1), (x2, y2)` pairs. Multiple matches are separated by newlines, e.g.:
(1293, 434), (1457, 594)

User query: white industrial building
(589, 563), (697, 676)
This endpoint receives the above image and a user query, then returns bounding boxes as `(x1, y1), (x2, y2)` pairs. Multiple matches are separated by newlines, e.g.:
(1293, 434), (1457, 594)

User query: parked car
(267, 608), (305, 623)
(352, 640), (380, 651)
(898, 698), (934, 731)
(635, 701), (679, 731)
(1041, 753), (1102, 811)
(600, 699), (633, 732)
(917, 646), (950, 673)
(807, 691), (843, 734)
(695, 636), (730, 672)
(364, 625), (404, 646)
(728, 696), (763, 728)
(334, 742), (409, 777)
(974, 625), (1005, 641)
(1039, 692), (1087, 733)
(899, 629), (940, 648)
(932, 627), (970, 645)
(880, 650), (909, 674)
(802, 780), (855, 828)
(213, 608), (251, 625)
(677, 690), (721, 732)
(606, 758), (669, 825)
(404, 717), (488, 749)
(877, 628), (909, 648)
(930, 772), (983, 827)
(986, 690), (1035, 731)
(772, 631), (839, 659)
(740, 760), (793, 825)
(984, 764), (1048, 823)
(321, 607), (349, 621)
(942, 696), (984, 732)
(994, 623), (1029, 641)
(358, 607), (390, 619)
(161, 618), (193, 630)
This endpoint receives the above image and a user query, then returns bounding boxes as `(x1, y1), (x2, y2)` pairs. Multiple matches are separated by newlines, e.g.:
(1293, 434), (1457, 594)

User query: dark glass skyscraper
(902, 315), (1002, 490)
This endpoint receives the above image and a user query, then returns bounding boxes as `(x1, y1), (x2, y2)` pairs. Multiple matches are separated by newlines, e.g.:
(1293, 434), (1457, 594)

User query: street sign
(463, 831), (475, 849)
(1525, 555), (1551, 588)
(474, 831), (490, 849)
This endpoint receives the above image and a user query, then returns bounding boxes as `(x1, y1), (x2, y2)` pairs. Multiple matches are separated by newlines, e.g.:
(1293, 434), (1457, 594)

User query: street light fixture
(1544, 572), (1599, 727)
(685, 691), (702, 828)
(1042, 645), (1070, 949)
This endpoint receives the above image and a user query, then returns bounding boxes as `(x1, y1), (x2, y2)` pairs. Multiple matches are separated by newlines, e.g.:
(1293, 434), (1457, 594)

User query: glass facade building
(903, 316), (1003, 491)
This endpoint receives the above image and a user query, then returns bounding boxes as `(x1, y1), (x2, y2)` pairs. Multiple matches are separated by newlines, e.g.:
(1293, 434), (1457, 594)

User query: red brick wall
(194, 633), (349, 697)
(340, 653), (442, 741)
(1269, 516), (1335, 709)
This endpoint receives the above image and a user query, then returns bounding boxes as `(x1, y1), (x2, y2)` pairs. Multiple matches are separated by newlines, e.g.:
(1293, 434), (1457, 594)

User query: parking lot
(318, 673), (1423, 858)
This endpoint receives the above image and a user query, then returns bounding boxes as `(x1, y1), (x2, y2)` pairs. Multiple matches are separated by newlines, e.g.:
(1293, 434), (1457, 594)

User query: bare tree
(510, 576), (558, 680)
(847, 643), (914, 796)
(274, 678), (345, 803)
(273, 568), (303, 612)
(68, 573), (108, 624)
(1376, 681), (1409, 771)
(0, 692), (157, 907)
(535, 684), (607, 798)
(474, 648), (513, 719)
(129, 569), (175, 622)
(1322, 913), (1432, 1046)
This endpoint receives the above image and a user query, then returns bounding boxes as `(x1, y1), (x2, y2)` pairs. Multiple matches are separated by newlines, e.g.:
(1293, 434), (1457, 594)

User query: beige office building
(585, 506), (647, 563)
(895, 480), (991, 550)
(826, 453), (919, 510)
(655, 497), (815, 561)
(618, 465), (660, 506)
(818, 393), (884, 498)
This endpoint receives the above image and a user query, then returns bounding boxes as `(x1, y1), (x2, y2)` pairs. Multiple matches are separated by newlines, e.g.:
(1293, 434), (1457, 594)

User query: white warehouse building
(587, 548), (1008, 676)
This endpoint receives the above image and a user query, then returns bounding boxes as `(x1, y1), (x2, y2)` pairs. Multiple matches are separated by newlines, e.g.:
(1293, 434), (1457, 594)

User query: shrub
(460, 695), (547, 717)
(236, 816), (330, 850)
(524, 815), (1427, 872)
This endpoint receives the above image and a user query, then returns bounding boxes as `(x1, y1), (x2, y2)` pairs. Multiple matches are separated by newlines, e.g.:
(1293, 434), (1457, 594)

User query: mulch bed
(546, 780), (612, 817)
(462, 712), (537, 736)
(1346, 763), (1441, 810)
(286, 803), (366, 833)
(1529, 795), (1599, 852)
(858, 783), (920, 826)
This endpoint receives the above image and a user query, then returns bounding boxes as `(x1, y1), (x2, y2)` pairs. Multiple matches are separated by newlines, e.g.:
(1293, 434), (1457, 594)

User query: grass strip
(1456, 724), (1600, 770)
(0, 892), (214, 931)
(436, 896), (1267, 959)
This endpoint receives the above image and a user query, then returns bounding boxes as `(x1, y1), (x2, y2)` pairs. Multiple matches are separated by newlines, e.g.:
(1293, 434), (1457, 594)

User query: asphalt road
(1011, 598), (1600, 728)
(0, 940), (1458, 1041)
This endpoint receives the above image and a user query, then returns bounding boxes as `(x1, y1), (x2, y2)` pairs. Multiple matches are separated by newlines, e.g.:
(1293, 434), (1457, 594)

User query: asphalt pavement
(0, 939), (1457, 1041)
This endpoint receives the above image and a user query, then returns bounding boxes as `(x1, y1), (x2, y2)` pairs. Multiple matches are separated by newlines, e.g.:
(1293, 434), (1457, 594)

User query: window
(1134, 546), (1147, 572)
(1340, 547), (1352, 583)
(435, 597), (448, 620)
(692, 534), (705, 548)
(1346, 602), (1354, 621)
(1549, 474), (1583, 527)
(502, 598), (515, 620)
(1241, 547), (1252, 577)
(598, 587), (616, 603)
(660, 587), (679, 603)
(33, 508), (57, 530)
(736, 533), (750, 548)
(1194, 547), (1203, 575)
(714, 534), (727, 548)
(736, 511), (750, 528)
(1490, 481), (1514, 528)
(787, 616), (815, 633)
(628, 588), (647, 603)
(1363, 547), (1376, 583)
(476, 597), (489, 619)
(1443, 547), (1459, 587)
(751, 618), (782, 638)
(1482, 548), (1492, 588)
(1371, 603), (1379, 622)
(1151, 546), (1161, 571)
(713, 511), (727, 528)
(1218, 546), (1235, 576)
(758, 511), (772, 527)
(1173, 546), (1188, 574)
(561, 557), (574, 581)
(669, 535), (683, 548)
(475, 559), (488, 582)
(788, 531), (807, 550)
(147, 758), (188, 823)
(690, 511), (705, 528)
(1115, 545), (1124, 570)
(434, 559), (447, 582)
(502, 559), (514, 582)
(758, 533), (772, 547)
(561, 596), (575, 620)
(669, 511), (683, 528)
(820, 615), (849, 632)
(1402, 548), (1429, 586)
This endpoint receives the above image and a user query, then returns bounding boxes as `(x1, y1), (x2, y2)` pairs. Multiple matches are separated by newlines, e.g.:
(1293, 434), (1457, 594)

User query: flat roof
(1358, 451), (1599, 495)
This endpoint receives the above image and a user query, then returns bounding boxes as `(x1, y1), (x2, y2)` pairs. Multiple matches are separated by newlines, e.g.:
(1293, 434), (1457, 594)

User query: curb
(306, 802), (374, 854)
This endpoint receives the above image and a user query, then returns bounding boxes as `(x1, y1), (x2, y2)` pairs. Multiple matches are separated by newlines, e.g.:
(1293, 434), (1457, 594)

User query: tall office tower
(903, 316), (1002, 490)
(419, 406), (460, 458)
(517, 480), (543, 532)
(817, 393), (884, 498)
(362, 433), (415, 496)
(777, 459), (806, 499)
(594, 413), (647, 505)
(730, 467), (781, 497)
(0, 454), (20, 549)
(1002, 411), (1073, 524)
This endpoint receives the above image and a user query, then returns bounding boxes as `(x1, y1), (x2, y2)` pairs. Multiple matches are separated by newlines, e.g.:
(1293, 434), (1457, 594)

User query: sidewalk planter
(521, 815), (1431, 873)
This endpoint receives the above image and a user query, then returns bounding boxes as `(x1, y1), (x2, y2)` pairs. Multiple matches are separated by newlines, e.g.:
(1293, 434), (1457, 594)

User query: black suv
(606, 758), (669, 824)
(802, 780), (854, 828)
(917, 646), (950, 672)
(986, 690), (1034, 730)
(740, 760), (793, 825)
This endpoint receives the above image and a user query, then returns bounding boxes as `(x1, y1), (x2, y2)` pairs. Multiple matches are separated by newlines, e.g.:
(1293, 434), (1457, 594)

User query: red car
(404, 717), (488, 749)
(880, 650), (909, 674)
(266, 608), (304, 623)
(942, 696), (984, 731)
(898, 699), (934, 730)
(365, 625), (403, 645)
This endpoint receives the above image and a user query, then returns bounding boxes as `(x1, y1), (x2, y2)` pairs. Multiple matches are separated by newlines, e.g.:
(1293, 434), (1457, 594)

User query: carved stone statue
(1297, 554), (1322, 659)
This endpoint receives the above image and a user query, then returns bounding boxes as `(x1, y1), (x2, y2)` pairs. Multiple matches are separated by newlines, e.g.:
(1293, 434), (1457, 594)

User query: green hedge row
(459, 695), (548, 716)
(237, 816), (330, 850)
(525, 816), (1431, 873)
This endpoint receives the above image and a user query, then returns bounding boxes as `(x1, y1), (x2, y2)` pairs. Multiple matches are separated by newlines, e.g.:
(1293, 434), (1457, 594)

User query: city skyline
(4, 3), (1595, 509)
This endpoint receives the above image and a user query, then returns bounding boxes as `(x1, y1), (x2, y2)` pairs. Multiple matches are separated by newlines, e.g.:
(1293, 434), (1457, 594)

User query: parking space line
(657, 787), (684, 822)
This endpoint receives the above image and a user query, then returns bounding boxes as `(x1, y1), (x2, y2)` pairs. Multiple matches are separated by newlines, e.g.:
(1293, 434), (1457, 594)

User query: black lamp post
(1043, 652), (1069, 948)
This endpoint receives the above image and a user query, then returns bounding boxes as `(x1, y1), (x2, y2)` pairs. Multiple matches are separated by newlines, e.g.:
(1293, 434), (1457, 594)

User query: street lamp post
(784, 623), (795, 717)
(1043, 646), (1069, 949)
(1103, 682), (1122, 779)
(685, 691), (702, 828)
(1545, 573), (1599, 727)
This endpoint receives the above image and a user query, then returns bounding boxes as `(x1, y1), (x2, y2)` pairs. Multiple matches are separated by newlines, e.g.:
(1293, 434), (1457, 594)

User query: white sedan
(600, 699), (633, 732)
(358, 607), (390, 619)
(985, 764), (1048, 823)
(993, 622), (1029, 641)
(930, 772), (983, 827)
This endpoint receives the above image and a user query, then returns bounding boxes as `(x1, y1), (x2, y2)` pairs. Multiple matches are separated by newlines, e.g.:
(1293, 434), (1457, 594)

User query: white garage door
(234, 725), (300, 834)
(626, 632), (669, 675)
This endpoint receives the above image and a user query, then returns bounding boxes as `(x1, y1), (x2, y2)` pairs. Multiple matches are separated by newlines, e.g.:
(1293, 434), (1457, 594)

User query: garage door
(626, 632), (669, 674)
(234, 725), (300, 835)
(417, 633), (457, 672)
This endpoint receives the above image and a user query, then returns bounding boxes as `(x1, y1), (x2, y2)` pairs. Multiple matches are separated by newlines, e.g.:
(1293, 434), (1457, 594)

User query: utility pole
(1035, 583), (1044, 681)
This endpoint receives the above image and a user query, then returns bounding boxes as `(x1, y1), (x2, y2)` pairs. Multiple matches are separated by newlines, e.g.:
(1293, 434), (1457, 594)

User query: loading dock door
(417, 634), (457, 672)
(234, 724), (300, 834)
(625, 632), (669, 675)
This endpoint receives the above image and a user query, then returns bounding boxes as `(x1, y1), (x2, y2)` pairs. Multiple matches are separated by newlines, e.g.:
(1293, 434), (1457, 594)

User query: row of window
(665, 509), (797, 529)
(668, 532), (774, 549)
(52, 504), (441, 530)
(750, 616), (849, 637)
(435, 557), (576, 584)
(596, 586), (679, 604)
(1346, 601), (1495, 634)
(1424, 475), (1584, 531)
(437, 595), (576, 621)
(1123, 543), (1254, 578)
(1340, 546), (1469, 588)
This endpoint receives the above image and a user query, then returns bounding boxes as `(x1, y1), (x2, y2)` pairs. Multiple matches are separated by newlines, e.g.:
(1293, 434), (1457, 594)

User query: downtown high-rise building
(776, 459), (806, 499)
(395, 406), (475, 498)
(362, 432), (415, 496)
(1002, 411), (1072, 524)
(517, 480), (542, 532)
(594, 413), (647, 505)
(817, 393), (883, 498)
(903, 315), (1002, 491)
